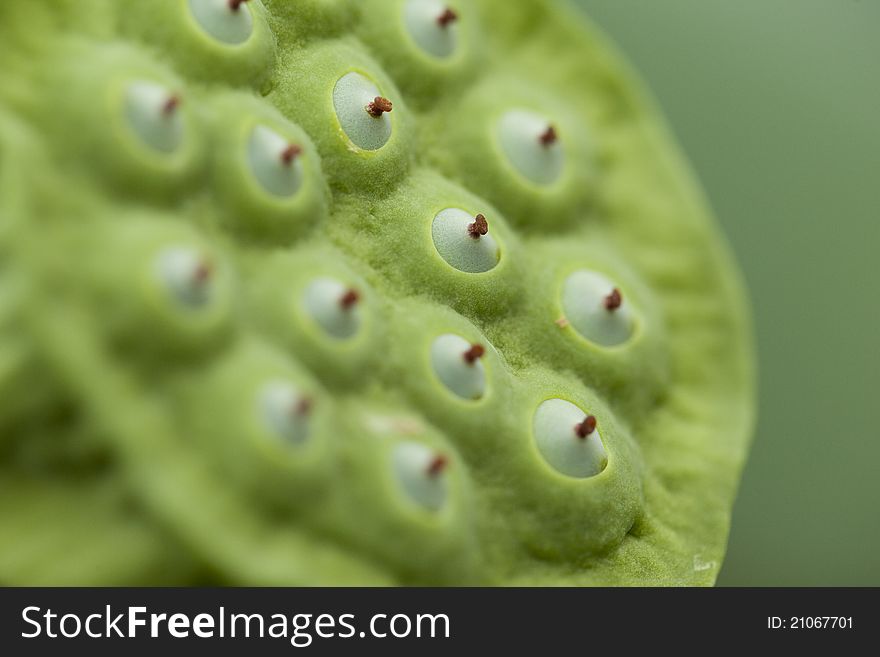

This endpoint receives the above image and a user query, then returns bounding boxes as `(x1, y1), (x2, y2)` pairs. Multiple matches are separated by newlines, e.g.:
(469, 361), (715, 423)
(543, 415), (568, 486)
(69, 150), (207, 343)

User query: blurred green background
(576, 0), (880, 585)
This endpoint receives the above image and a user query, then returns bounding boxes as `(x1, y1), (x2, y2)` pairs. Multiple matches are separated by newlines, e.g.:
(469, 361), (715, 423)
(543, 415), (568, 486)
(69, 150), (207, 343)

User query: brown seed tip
(426, 454), (449, 477)
(468, 213), (489, 239)
(604, 287), (623, 311)
(192, 259), (213, 284)
(575, 415), (597, 438)
(339, 288), (360, 310)
(366, 96), (393, 117)
(162, 95), (181, 117)
(293, 396), (313, 417)
(462, 343), (485, 365)
(280, 143), (302, 166)
(228, 0), (251, 12)
(539, 124), (557, 147)
(555, 317), (570, 329)
(437, 7), (458, 28)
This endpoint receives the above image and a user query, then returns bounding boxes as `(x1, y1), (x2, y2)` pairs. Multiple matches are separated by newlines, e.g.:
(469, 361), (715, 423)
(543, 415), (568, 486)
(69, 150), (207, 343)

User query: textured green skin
(0, 0), (754, 585)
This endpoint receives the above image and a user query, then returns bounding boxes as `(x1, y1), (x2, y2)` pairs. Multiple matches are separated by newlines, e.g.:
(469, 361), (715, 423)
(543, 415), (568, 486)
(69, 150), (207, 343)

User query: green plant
(0, 0), (754, 585)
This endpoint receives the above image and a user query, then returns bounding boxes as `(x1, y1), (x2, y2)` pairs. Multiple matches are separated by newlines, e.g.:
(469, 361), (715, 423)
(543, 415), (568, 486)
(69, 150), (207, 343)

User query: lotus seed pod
(508, 238), (670, 418)
(243, 246), (385, 389)
(83, 218), (235, 362)
(341, 168), (524, 318)
(38, 42), (204, 202)
(117, 0), (277, 89)
(325, 398), (483, 584)
(261, 0), (358, 40)
(206, 92), (329, 243)
(0, 0), (754, 586)
(269, 40), (414, 193)
(177, 339), (333, 511)
(424, 74), (597, 232)
(357, 0), (483, 106)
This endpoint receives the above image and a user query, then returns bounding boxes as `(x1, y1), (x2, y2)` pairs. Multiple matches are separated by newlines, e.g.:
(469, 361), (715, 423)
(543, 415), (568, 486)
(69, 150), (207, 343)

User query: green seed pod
(82, 216), (235, 363)
(381, 298), (515, 459)
(242, 244), (385, 389)
(176, 339), (334, 513)
(356, 0), (484, 107)
(116, 0), (277, 89)
(0, 0), (754, 586)
(262, 0), (359, 41)
(269, 40), (414, 194)
(324, 397), (484, 584)
(512, 235), (670, 417)
(423, 74), (597, 232)
(336, 168), (525, 318)
(205, 92), (329, 243)
(38, 42), (204, 203)
(489, 367), (643, 570)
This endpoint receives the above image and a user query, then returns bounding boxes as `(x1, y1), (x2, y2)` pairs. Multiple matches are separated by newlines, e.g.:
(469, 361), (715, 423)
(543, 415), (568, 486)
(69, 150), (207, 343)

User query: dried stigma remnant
(539, 124), (557, 147)
(366, 96), (393, 117)
(467, 213), (489, 239)
(575, 414), (597, 438)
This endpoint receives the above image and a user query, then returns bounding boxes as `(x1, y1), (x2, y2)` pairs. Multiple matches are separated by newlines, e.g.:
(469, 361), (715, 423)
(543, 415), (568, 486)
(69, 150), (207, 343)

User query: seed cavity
(155, 246), (215, 309)
(188, 0), (255, 45)
(561, 270), (634, 347)
(123, 81), (184, 154)
(247, 124), (304, 197)
(333, 72), (393, 151)
(302, 277), (363, 340)
(432, 208), (500, 273)
(497, 109), (564, 185)
(393, 442), (449, 512)
(404, 0), (459, 58)
(260, 381), (312, 446)
(431, 333), (486, 400)
(533, 399), (607, 478)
